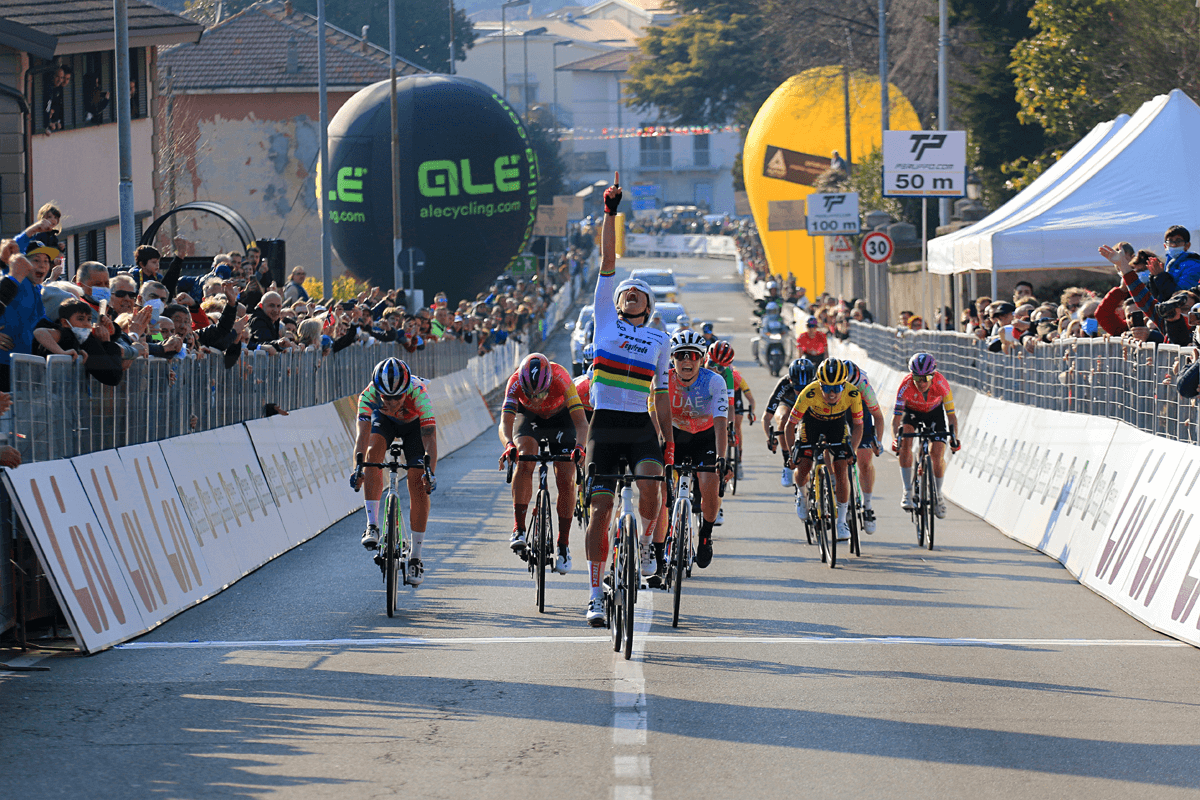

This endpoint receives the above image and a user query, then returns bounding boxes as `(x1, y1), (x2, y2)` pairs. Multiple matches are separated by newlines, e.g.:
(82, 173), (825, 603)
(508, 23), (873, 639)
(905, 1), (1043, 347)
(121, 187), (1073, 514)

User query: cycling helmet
(766, 281), (779, 291)
(765, 301), (781, 314)
(701, 321), (714, 334)
(677, 315), (691, 328)
(612, 277), (656, 318)
(788, 357), (816, 389)
(816, 358), (849, 385)
(842, 359), (862, 386)
(909, 352), (937, 376)
(582, 343), (595, 364)
(518, 353), (554, 396)
(372, 357), (411, 398)
(670, 329), (707, 356)
(707, 340), (735, 367)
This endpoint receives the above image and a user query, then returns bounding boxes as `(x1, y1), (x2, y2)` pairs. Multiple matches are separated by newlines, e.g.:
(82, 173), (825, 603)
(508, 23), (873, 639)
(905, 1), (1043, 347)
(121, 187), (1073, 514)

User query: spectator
(282, 266), (309, 304)
(74, 261), (111, 318)
(249, 291), (292, 351)
(15, 204), (61, 255)
(227, 251), (244, 277)
(32, 299), (127, 385)
(43, 63), (72, 134)
(82, 71), (110, 124)
(1012, 280), (1035, 306)
(1099, 244), (1193, 345)
(0, 254), (46, 389)
(246, 246), (262, 274)
(1162, 225), (1200, 292)
(129, 245), (163, 288)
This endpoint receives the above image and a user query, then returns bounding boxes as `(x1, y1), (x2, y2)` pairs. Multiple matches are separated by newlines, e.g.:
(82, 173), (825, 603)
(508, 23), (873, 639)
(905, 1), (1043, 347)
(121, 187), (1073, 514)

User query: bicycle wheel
(671, 498), (689, 628)
(384, 493), (399, 618)
(923, 455), (936, 551)
(812, 470), (828, 564)
(729, 441), (740, 496)
(848, 465), (862, 557)
(914, 460), (926, 547)
(533, 490), (551, 613)
(800, 484), (814, 546)
(610, 547), (623, 652)
(620, 516), (637, 660)
(821, 465), (837, 568)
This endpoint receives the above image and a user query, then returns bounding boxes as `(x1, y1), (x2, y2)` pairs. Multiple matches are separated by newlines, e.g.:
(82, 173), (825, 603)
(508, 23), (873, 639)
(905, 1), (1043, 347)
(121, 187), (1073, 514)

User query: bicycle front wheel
(923, 455), (936, 551)
(671, 498), (689, 628)
(849, 465), (862, 557)
(620, 516), (637, 659)
(730, 441), (740, 495)
(821, 466), (837, 569)
(813, 471), (829, 564)
(534, 489), (551, 613)
(384, 493), (400, 618)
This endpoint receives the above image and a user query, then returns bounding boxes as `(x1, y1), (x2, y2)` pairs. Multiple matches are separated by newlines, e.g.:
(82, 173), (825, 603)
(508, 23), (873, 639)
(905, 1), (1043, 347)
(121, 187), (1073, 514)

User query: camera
(1155, 299), (1183, 318)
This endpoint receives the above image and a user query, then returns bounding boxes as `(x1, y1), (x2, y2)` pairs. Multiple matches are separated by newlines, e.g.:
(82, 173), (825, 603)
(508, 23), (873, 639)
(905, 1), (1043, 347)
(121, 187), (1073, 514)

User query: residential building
(157, 0), (425, 272)
(0, 0), (202, 263)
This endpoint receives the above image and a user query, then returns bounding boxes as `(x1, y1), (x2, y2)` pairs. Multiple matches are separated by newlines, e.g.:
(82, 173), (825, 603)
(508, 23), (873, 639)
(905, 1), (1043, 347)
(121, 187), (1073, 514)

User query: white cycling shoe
(361, 524), (380, 550)
(935, 501), (947, 519)
(639, 542), (655, 579)
(863, 509), (877, 534)
(586, 596), (605, 627)
(901, 491), (915, 511)
(555, 545), (572, 574)
(795, 494), (808, 521)
(781, 467), (793, 487)
(407, 557), (424, 586)
(714, 507), (724, 526)
(836, 520), (851, 541)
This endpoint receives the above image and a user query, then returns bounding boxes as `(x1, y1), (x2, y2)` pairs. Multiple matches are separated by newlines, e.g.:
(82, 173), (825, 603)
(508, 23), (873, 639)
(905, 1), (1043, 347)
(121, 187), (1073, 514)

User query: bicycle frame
(663, 461), (721, 628)
(506, 444), (580, 613)
(899, 424), (950, 550)
(790, 435), (840, 568)
(356, 447), (431, 617)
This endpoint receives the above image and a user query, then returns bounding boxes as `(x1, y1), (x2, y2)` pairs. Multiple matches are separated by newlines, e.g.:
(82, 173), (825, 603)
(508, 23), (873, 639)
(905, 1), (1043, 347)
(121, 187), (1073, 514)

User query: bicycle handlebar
(504, 449), (581, 484)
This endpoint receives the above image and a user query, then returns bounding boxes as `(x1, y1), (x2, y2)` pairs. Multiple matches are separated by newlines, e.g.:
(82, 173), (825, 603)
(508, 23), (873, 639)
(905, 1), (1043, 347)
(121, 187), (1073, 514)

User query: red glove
(603, 183), (622, 216)
(951, 437), (961, 453)
(572, 444), (586, 463)
(500, 442), (518, 469)
(662, 442), (675, 467)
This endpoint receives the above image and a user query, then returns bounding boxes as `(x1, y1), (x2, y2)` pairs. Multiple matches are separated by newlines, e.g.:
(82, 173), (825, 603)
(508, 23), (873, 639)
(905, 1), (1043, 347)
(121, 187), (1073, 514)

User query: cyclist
(783, 358), (863, 541)
(499, 352), (589, 574)
(892, 352), (960, 518)
(646, 330), (728, 584)
(764, 357), (816, 486)
(699, 322), (719, 348)
(795, 316), (828, 364)
(352, 357), (437, 585)
(703, 340), (741, 522)
(583, 173), (673, 627)
(842, 359), (886, 533)
(573, 344), (595, 422)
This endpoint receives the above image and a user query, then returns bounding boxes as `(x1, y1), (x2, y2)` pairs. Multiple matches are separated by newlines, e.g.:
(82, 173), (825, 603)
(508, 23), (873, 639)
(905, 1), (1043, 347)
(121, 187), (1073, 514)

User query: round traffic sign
(861, 231), (894, 264)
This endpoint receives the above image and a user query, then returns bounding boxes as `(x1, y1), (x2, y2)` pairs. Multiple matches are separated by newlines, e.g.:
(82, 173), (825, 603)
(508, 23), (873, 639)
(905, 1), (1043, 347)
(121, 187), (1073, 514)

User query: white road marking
(613, 589), (654, 797)
(115, 634), (1189, 651)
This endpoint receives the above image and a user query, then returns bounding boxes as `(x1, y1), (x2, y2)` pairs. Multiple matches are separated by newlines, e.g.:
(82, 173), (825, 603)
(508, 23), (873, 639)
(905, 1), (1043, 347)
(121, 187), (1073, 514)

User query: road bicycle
(899, 424), (951, 550)
(506, 443), (581, 613)
(789, 435), (839, 568)
(769, 426), (812, 546)
(663, 460), (723, 628)
(586, 461), (666, 660)
(354, 448), (432, 618)
(846, 461), (864, 558)
(726, 407), (756, 495)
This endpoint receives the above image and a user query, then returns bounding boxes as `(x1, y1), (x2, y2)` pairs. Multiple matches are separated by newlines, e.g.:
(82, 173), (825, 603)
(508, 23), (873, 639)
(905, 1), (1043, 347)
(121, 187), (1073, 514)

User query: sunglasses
(820, 383), (844, 393)
(913, 375), (932, 383)
(112, 290), (137, 298)
(673, 351), (701, 361)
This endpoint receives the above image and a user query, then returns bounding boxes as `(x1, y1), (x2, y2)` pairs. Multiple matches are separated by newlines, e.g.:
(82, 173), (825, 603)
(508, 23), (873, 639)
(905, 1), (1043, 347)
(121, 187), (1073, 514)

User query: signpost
(806, 192), (860, 235)
(861, 231), (893, 263)
(767, 199), (806, 231)
(511, 254), (539, 276)
(825, 234), (856, 265)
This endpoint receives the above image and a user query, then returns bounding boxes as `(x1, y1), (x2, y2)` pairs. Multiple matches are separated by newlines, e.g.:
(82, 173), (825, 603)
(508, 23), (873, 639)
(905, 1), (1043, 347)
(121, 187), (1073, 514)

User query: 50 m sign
(882, 131), (967, 198)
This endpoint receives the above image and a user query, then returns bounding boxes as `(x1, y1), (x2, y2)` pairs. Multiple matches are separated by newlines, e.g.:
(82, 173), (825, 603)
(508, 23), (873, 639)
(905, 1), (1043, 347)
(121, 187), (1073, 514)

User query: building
(0, 0), (202, 263)
(157, 0), (425, 272)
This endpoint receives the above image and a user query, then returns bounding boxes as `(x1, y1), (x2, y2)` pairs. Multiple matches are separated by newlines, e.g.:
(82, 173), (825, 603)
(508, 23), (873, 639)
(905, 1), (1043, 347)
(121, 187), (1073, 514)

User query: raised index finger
(613, 170), (619, 188)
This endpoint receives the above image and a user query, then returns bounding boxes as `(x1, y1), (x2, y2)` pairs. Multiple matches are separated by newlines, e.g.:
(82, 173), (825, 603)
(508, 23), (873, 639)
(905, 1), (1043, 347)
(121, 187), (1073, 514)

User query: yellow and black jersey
(787, 381), (864, 425)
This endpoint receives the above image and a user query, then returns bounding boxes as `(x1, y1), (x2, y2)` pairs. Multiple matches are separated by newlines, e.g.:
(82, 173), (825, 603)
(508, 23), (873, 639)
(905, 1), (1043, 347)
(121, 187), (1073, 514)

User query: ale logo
(328, 167), (367, 203)
(418, 156), (523, 198)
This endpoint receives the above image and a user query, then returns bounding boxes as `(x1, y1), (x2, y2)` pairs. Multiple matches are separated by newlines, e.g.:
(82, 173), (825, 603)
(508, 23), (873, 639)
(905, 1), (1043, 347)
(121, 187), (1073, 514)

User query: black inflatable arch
(140, 202), (257, 250)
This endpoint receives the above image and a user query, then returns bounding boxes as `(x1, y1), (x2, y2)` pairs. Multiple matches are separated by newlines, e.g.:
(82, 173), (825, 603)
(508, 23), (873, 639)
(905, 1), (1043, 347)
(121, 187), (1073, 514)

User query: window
(32, 48), (148, 134)
(74, 227), (106, 265)
(693, 134), (710, 167)
(639, 126), (671, 168)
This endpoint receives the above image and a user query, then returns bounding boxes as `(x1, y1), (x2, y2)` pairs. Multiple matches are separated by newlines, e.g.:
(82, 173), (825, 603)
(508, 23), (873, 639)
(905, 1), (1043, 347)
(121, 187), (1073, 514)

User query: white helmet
(670, 329), (706, 355)
(612, 278), (656, 318)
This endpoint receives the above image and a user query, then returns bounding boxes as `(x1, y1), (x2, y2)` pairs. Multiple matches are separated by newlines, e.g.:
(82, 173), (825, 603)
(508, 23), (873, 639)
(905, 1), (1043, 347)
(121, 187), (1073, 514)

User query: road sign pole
(922, 197), (929, 328)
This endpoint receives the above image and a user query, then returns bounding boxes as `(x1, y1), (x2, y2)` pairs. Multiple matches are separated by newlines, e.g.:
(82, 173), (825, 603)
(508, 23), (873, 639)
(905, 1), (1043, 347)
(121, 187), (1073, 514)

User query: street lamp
(552, 39), (571, 133)
(522, 26), (547, 120)
(501, 0), (528, 108)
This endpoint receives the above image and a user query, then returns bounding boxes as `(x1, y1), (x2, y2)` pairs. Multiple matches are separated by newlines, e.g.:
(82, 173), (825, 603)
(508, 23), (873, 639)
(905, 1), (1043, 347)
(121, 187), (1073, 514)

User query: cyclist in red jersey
(795, 317), (828, 364)
(891, 352), (960, 517)
(499, 353), (589, 573)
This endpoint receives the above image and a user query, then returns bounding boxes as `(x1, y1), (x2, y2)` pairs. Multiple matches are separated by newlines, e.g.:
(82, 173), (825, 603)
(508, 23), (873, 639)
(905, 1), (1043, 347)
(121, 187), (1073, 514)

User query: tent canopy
(929, 90), (1200, 274)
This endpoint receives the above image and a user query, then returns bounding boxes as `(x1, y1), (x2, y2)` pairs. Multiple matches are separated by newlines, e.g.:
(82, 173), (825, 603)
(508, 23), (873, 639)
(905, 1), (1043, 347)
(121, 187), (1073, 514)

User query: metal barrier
(848, 321), (1200, 445)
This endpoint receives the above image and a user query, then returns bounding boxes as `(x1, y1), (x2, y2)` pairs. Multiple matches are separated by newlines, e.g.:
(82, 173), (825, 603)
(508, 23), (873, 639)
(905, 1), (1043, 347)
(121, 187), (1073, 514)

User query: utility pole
(937, 0), (949, 230)
(318, 0), (332, 298)
(390, 0), (403, 291)
(115, 0), (135, 263)
(448, 0), (455, 74)
(879, 0), (888, 131)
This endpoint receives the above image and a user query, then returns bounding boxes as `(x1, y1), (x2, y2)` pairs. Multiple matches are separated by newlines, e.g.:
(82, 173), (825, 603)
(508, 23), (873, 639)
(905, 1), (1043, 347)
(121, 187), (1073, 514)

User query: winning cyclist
(499, 352), (589, 574)
(764, 357), (816, 487)
(352, 357), (437, 585)
(583, 172), (673, 627)
(783, 358), (863, 542)
(842, 359), (886, 533)
(892, 352), (960, 518)
(646, 330), (728, 584)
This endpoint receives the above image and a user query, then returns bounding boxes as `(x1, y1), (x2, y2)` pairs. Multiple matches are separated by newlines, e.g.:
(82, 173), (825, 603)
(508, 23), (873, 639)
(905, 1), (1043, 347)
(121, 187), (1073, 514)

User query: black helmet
(788, 357), (816, 389)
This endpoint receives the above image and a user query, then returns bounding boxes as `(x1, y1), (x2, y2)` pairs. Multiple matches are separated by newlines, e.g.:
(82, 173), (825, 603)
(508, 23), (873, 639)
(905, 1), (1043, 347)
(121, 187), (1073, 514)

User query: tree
(291, 0), (476, 73)
(524, 119), (566, 205)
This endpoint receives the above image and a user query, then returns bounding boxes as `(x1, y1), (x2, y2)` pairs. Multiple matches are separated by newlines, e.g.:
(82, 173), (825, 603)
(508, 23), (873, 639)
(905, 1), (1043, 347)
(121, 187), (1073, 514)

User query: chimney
(361, 25), (370, 52)
(285, 35), (299, 73)
(283, 0), (293, 15)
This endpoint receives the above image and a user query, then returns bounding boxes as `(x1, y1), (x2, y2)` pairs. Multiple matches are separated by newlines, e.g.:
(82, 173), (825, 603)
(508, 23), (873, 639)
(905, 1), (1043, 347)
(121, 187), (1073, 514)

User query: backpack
(1178, 359), (1200, 399)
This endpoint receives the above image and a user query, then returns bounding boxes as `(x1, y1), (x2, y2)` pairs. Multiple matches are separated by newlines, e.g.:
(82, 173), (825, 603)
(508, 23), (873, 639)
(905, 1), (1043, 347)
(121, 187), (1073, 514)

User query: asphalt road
(2, 257), (1198, 799)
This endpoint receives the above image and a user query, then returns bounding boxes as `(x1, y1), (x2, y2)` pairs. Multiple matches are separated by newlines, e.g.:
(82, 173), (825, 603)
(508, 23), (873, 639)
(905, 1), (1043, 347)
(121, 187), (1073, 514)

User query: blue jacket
(1165, 251), (1200, 291)
(0, 276), (45, 365)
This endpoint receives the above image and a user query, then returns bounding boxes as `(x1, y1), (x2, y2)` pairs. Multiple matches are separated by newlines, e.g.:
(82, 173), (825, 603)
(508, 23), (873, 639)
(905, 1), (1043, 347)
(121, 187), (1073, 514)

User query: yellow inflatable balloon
(743, 67), (921, 295)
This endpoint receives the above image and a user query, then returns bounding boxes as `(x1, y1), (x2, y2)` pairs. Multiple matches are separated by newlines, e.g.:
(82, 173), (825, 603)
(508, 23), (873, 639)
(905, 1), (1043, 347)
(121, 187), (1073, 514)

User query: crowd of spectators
(0, 201), (594, 394)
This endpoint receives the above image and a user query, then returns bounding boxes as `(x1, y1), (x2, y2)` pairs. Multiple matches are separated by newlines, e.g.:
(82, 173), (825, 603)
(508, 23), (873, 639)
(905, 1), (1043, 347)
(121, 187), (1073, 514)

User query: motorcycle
(753, 316), (790, 376)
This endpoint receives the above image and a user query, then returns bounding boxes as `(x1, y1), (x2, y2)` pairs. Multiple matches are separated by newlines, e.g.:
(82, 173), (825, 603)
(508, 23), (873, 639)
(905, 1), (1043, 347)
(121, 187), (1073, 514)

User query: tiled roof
(159, 0), (426, 91)
(557, 48), (635, 73)
(0, 0), (202, 58)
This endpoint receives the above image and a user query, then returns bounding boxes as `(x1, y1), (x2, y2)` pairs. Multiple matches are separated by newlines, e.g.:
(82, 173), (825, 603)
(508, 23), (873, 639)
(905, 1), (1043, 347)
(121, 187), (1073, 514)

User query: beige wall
(32, 117), (155, 231)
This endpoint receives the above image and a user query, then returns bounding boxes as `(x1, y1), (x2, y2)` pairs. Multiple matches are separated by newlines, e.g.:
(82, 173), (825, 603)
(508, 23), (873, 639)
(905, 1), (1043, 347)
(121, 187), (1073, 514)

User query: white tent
(929, 90), (1200, 275)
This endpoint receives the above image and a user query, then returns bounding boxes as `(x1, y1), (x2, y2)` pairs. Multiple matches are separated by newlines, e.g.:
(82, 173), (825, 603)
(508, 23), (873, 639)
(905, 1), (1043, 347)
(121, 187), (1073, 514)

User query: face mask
(71, 326), (92, 343)
(146, 299), (164, 316)
(89, 287), (110, 302)
(1166, 246), (1185, 259)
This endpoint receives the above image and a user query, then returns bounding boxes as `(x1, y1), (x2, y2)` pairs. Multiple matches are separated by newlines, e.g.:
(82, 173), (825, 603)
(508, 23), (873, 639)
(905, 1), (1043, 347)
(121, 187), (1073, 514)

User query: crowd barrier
(624, 234), (738, 258)
(0, 340), (526, 652)
(834, 334), (1200, 648)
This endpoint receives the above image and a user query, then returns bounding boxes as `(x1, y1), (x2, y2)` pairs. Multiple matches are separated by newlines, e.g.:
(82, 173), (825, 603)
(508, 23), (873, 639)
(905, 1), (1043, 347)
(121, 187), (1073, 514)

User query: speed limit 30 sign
(861, 231), (894, 264)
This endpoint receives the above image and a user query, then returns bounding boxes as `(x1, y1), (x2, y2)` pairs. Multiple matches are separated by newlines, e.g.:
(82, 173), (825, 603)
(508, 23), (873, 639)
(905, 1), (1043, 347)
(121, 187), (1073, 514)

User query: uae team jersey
(590, 267), (670, 413)
(893, 373), (956, 415)
(666, 367), (728, 433)
(502, 362), (583, 418)
(357, 379), (436, 427)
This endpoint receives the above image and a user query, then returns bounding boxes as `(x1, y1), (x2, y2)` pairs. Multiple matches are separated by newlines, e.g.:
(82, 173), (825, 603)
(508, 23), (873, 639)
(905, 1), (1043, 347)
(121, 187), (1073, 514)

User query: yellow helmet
(816, 358), (848, 385)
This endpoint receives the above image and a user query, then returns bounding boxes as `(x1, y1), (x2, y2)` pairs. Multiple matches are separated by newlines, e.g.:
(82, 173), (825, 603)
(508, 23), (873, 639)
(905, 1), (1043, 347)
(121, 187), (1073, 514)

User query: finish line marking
(115, 635), (1191, 651)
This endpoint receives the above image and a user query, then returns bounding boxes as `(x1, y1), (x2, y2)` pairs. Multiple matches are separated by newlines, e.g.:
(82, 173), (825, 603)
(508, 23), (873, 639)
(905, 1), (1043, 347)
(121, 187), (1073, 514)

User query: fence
(849, 321), (1200, 445)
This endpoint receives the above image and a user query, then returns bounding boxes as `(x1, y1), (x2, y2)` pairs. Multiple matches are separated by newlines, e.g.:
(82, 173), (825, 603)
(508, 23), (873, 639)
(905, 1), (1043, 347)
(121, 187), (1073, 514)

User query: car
(629, 268), (679, 303)
(564, 304), (594, 376)
(656, 302), (691, 335)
